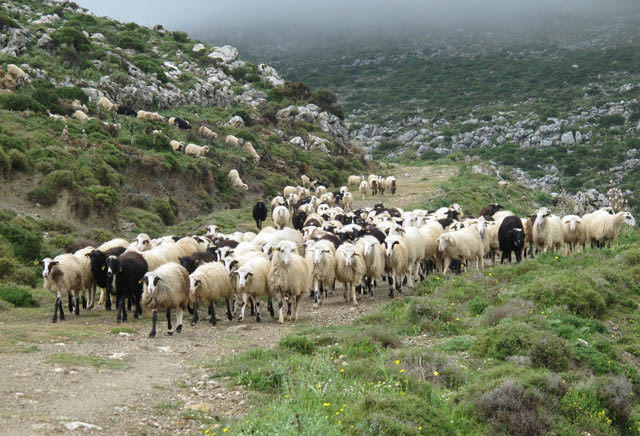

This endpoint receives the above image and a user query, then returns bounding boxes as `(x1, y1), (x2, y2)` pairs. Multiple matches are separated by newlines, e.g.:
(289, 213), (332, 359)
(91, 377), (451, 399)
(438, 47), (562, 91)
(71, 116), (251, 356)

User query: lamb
(355, 236), (385, 297)
(228, 169), (248, 191)
(199, 125), (218, 141)
(252, 201), (268, 229)
(498, 215), (525, 263)
(437, 228), (484, 275)
(225, 135), (243, 147)
(348, 175), (363, 186)
(561, 215), (586, 255)
(268, 241), (312, 323)
(116, 105), (137, 116)
(188, 262), (234, 325)
(272, 205), (291, 230)
(306, 239), (336, 308)
(185, 143), (209, 157)
(359, 180), (369, 200)
(97, 96), (116, 112)
(72, 110), (89, 122)
(105, 252), (147, 322)
(141, 262), (190, 337)
(231, 256), (273, 322)
(532, 207), (563, 253)
(383, 235), (409, 297)
(334, 243), (366, 306)
(170, 140), (185, 153)
(242, 142), (260, 163)
(586, 211), (635, 248)
(42, 255), (84, 322)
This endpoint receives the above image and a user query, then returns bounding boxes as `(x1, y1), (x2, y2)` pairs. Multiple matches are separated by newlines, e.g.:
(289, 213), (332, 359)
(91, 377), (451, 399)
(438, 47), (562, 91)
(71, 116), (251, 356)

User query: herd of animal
(39, 171), (635, 338)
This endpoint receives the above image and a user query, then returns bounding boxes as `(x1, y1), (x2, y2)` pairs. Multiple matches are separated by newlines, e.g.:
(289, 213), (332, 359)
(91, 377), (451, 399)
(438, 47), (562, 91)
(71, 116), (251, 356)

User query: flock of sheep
(38, 169), (636, 338)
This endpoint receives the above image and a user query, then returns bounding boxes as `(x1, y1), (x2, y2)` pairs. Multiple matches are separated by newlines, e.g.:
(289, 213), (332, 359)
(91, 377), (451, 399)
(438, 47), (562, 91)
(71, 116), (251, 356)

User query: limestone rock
(208, 45), (239, 63)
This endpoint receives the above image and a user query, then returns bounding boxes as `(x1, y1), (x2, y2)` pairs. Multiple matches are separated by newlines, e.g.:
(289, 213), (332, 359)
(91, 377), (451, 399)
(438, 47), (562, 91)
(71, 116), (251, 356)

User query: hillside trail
(0, 163), (457, 436)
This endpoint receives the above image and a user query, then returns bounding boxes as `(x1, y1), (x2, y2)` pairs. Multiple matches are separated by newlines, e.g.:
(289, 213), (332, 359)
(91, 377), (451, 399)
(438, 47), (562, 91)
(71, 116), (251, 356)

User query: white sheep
(355, 236), (385, 297)
(403, 227), (427, 286)
(199, 125), (218, 141)
(437, 227), (484, 274)
(141, 262), (190, 337)
(306, 239), (336, 308)
(383, 235), (410, 297)
(7, 64), (28, 85)
(283, 185), (298, 197)
(586, 211), (635, 248)
(97, 96), (116, 112)
(315, 185), (327, 198)
(268, 241), (312, 323)
(72, 110), (89, 123)
(42, 255), (84, 322)
(272, 205), (291, 230)
(137, 110), (165, 122)
(532, 207), (563, 253)
(335, 243), (366, 307)
(493, 210), (515, 221)
(228, 169), (248, 191)
(385, 176), (397, 195)
(348, 175), (363, 186)
(231, 256), (273, 322)
(225, 135), (243, 147)
(170, 140), (185, 153)
(242, 142), (260, 164)
(97, 238), (129, 251)
(341, 191), (354, 212)
(189, 262), (234, 325)
(359, 180), (369, 200)
(71, 99), (88, 113)
(73, 246), (97, 310)
(562, 215), (586, 255)
(185, 143), (209, 157)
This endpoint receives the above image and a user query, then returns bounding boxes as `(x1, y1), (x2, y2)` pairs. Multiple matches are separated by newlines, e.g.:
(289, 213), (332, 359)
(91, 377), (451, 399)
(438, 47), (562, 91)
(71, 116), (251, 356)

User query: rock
(91, 33), (105, 41)
(208, 45), (239, 63)
(307, 135), (331, 154)
(541, 139), (553, 147)
(561, 131), (575, 146)
(37, 33), (53, 49)
(433, 147), (450, 155)
(64, 422), (103, 431)
(290, 137), (305, 148)
(33, 14), (60, 25)
(225, 115), (245, 129)
(192, 43), (205, 52)
(0, 27), (34, 56)
(574, 131), (583, 144)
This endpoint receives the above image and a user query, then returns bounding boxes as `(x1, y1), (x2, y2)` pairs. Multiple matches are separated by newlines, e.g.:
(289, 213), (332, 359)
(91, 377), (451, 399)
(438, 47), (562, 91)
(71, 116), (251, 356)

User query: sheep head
(136, 233), (151, 251)
(41, 258), (58, 278)
(144, 273), (161, 294)
(188, 277), (201, 296)
(623, 212), (636, 227)
(437, 234), (452, 252)
(234, 268), (254, 289)
(313, 247), (331, 265)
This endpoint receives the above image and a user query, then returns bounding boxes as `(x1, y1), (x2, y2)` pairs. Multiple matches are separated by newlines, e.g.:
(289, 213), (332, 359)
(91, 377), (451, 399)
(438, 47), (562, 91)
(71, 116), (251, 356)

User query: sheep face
(206, 225), (218, 238)
(437, 234), (452, 252)
(361, 239), (375, 256)
(623, 212), (636, 227)
(384, 240), (400, 257)
(340, 246), (359, 266)
(510, 228), (525, 248)
(188, 276), (201, 296)
(136, 234), (151, 251)
(535, 208), (551, 229)
(234, 269), (254, 290)
(274, 243), (294, 265)
(313, 246), (331, 265)
(41, 258), (58, 278)
(563, 216), (582, 232)
(144, 273), (161, 294)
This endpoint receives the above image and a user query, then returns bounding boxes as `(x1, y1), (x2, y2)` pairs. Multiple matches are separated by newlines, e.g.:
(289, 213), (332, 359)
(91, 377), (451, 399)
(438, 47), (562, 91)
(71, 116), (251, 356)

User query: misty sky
(75, 0), (637, 39)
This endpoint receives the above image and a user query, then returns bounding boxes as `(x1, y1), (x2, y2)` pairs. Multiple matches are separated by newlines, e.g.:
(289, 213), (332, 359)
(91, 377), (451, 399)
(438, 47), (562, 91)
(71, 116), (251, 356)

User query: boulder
(290, 137), (305, 148)
(307, 135), (331, 154)
(0, 28), (34, 56)
(561, 131), (575, 146)
(91, 33), (105, 41)
(192, 43), (206, 52)
(32, 14), (60, 25)
(37, 33), (54, 49)
(225, 115), (245, 129)
(208, 45), (239, 63)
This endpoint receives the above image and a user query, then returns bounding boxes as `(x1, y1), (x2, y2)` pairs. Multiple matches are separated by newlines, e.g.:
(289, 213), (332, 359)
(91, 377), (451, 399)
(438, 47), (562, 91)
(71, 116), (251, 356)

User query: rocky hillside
(236, 10), (640, 215)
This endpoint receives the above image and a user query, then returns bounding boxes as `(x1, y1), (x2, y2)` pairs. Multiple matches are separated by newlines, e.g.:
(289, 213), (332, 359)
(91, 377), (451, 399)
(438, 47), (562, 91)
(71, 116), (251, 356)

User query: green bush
(51, 26), (91, 52)
(152, 198), (177, 226)
(471, 321), (534, 360)
(119, 32), (146, 51)
(0, 13), (18, 29)
(0, 222), (42, 262)
(0, 93), (43, 112)
(530, 335), (571, 371)
(598, 114), (625, 128)
(0, 148), (9, 177)
(8, 149), (29, 171)
(172, 31), (189, 43)
(279, 335), (316, 355)
(131, 55), (167, 82)
(0, 284), (36, 307)
(44, 170), (76, 190)
(26, 184), (58, 206)
(0, 133), (26, 152)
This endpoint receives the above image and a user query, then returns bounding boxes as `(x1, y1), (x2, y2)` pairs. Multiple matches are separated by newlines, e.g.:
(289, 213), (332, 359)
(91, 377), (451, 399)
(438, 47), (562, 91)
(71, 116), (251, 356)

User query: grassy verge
(46, 352), (129, 370)
(207, 229), (640, 435)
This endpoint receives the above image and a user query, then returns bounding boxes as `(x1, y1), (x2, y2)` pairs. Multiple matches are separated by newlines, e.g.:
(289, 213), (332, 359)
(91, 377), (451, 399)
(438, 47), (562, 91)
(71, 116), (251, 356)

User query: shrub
(171, 31), (189, 43)
(26, 184), (58, 206)
(0, 284), (36, 307)
(529, 335), (571, 372)
(0, 148), (8, 177)
(600, 376), (634, 423)
(7, 149), (29, 171)
(152, 199), (177, 225)
(0, 222), (42, 262)
(44, 170), (76, 190)
(598, 114), (625, 128)
(471, 321), (534, 360)
(51, 26), (91, 52)
(477, 380), (549, 436)
(623, 248), (640, 266)
(355, 326), (401, 349)
(0, 93), (43, 112)
(119, 32), (146, 52)
(0, 13), (18, 29)
(279, 335), (315, 354)
(131, 55), (167, 83)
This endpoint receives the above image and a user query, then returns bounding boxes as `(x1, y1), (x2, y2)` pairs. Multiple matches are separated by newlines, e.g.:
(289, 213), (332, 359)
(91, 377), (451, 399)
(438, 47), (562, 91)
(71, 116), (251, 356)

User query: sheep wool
(142, 262), (190, 337)
(268, 242), (312, 323)
(188, 262), (234, 325)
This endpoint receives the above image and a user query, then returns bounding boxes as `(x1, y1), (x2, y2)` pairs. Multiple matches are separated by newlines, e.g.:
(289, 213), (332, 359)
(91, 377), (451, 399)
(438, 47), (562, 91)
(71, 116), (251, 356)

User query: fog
(75, 0), (638, 45)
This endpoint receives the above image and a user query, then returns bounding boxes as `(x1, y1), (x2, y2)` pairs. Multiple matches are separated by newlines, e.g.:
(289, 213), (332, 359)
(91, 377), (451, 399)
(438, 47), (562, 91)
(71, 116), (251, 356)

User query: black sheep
(179, 252), (218, 274)
(479, 203), (503, 218)
(371, 179), (378, 196)
(87, 246), (126, 310)
(498, 215), (525, 264)
(364, 225), (386, 244)
(174, 117), (191, 130)
(390, 179), (397, 195)
(116, 105), (136, 116)
(292, 210), (308, 231)
(105, 252), (147, 323)
(252, 201), (268, 230)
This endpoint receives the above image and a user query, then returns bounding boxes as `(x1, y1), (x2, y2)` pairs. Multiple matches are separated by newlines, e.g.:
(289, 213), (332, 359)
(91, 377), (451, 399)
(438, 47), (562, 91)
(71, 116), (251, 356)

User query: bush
(600, 376), (634, 423)
(0, 133), (25, 152)
(0, 148), (8, 177)
(598, 114), (625, 128)
(529, 335), (571, 371)
(119, 32), (146, 52)
(0, 13), (18, 29)
(7, 149), (29, 171)
(51, 26), (91, 52)
(0, 222), (42, 262)
(0, 284), (36, 307)
(26, 184), (58, 206)
(152, 199), (177, 226)
(0, 93), (43, 112)
(172, 31), (189, 43)
(131, 55), (167, 83)
(471, 321), (534, 360)
(279, 335), (316, 354)
(44, 170), (76, 190)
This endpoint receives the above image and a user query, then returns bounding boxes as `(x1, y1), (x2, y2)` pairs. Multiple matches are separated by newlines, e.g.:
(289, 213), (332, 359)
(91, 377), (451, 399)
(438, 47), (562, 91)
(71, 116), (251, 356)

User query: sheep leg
(268, 298), (275, 318)
(388, 274), (394, 298)
(249, 298), (255, 316)
(351, 284), (359, 307)
(74, 291), (80, 316)
(278, 300), (284, 324)
(105, 289), (112, 311)
(293, 294), (301, 321)
(191, 299), (199, 326)
(81, 292), (87, 310)
(116, 296), (124, 323)
(127, 298), (132, 311)
(176, 308), (183, 333)
(255, 301), (261, 323)
(68, 293), (74, 312)
(312, 280), (320, 309)
(443, 257), (451, 275)
(286, 299), (293, 321)
(52, 295), (60, 323)
(225, 298), (233, 321)
(149, 310), (158, 338)
(166, 309), (173, 335)
(239, 293), (247, 322)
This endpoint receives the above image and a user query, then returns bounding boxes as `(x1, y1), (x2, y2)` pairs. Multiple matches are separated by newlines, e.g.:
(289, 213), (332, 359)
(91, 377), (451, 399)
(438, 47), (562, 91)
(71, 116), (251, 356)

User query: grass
(46, 352), (128, 370)
(206, 229), (640, 435)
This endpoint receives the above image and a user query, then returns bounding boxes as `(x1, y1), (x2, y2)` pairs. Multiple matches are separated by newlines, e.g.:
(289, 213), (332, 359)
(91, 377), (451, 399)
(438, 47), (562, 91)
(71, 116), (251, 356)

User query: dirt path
(0, 164), (456, 435)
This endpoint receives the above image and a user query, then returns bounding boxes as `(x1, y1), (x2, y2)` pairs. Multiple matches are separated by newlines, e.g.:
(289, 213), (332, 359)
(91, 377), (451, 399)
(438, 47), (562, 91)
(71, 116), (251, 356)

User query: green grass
(46, 352), (128, 370)
(206, 231), (640, 435)
(110, 327), (136, 335)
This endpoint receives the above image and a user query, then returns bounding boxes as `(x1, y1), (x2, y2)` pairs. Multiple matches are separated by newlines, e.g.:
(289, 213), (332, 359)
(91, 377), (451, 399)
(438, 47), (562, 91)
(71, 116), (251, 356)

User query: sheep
(306, 239), (336, 308)
(355, 236), (385, 297)
(252, 201), (268, 230)
(134, 233), (152, 252)
(301, 175), (312, 187)
(71, 99), (88, 113)
(561, 215), (586, 255)
(403, 227), (427, 286)
(334, 243), (366, 306)
(228, 169), (248, 191)
(268, 241), (312, 323)
(188, 262), (234, 325)
(341, 191), (354, 212)
(437, 228), (484, 275)
(479, 203), (503, 219)
(141, 262), (190, 337)
(532, 207), (563, 253)
(97, 96), (116, 112)
(586, 211), (636, 248)
(179, 251), (218, 274)
(101, 121), (122, 137)
(348, 175), (363, 186)
(185, 143), (209, 157)
(225, 135), (243, 147)
(271, 195), (287, 211)
(72, 110), (89, 123)
(283, 186), (298, 197)
(7, 64), (28, 85)
(383, 235), (409, 297)
(498, 215), (525, 263)
(385, 176), (397, 195)
(73, 246), (97, 310)
(243, 142), (260, 163)
(272, 205), (291, 230)
(105, 252), (147, 322)
(170, 117), (191, 130)
(359, 180), (369, 200)
(370, 178), (379, 196)
(292, 210), (307, 231)
(137, 110), (165, 122)
(493, 210), (515, 221)
(522, 216), (535, 258)
(230, 256), (273, 322)
(199, 125), (218, 141)
(42, 255), (84, 322)
(315, 185), (328, 197)
(170, 140), (185, 153)
(116, 105), (137, 116)
(87, 246), (127, 310)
